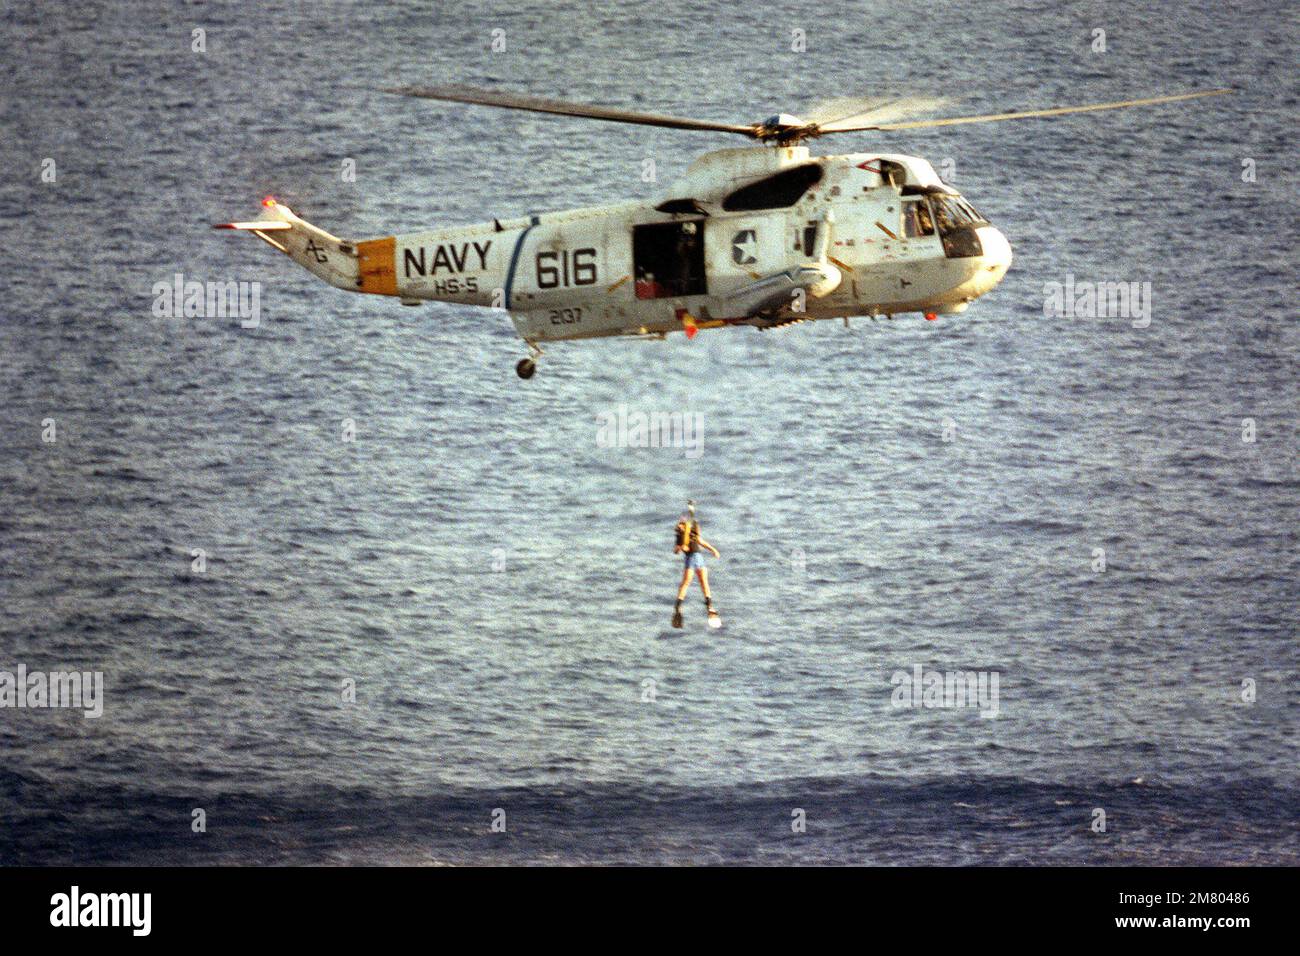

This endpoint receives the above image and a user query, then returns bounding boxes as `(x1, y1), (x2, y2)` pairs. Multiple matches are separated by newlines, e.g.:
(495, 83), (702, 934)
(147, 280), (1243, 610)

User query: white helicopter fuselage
(220, 84), (1230, 376)
(235, 145), (1011, 348)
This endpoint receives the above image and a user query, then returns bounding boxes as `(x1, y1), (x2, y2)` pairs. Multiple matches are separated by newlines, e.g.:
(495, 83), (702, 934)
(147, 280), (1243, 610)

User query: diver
(672, 500), (721, 628)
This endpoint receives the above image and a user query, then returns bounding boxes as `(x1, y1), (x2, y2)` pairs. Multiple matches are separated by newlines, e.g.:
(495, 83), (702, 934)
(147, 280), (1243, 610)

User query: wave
(1, 768), (1294, 866)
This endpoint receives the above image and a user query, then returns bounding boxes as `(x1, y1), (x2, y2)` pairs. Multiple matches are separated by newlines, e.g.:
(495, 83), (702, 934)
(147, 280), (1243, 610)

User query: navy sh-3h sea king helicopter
(217, 85), (1228, 379)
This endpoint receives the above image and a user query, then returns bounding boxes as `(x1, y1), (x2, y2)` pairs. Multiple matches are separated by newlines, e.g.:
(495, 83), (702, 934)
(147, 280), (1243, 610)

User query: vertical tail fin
(214, 198), (363, 292)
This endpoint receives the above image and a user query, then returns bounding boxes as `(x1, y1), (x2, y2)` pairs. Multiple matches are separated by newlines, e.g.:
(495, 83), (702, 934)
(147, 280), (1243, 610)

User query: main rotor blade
(382, 83), (758, 137)
(808, 95), (950, 128)
(819, 88), (1232, 133)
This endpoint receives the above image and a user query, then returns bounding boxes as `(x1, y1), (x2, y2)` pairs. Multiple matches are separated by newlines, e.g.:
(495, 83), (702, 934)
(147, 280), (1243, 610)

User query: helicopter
(216, 85), (1229, 379)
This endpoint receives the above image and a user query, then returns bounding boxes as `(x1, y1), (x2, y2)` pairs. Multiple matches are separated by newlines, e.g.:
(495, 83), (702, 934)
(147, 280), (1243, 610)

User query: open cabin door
(631, 220), (707, 299)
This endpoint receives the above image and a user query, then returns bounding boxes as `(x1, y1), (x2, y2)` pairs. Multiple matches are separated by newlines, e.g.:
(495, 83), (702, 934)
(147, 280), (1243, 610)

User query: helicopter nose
(976, 226), (1012, 284)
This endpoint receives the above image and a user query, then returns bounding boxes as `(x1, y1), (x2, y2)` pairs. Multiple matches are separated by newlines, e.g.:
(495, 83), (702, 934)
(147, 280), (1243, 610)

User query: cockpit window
(902, 199), (935, 237)
(958, 198), (986, 222)
(877, 159), (907, 187)
(722, 163), (823, 211)
(929, 195), (984, 232)
(929, 195), (987, 227)
(926, 195), (987, 258)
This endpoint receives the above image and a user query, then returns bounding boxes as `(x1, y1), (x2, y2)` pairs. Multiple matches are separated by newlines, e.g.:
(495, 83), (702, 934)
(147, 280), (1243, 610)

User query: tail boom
(216, 199), (513, 307)
(215, 199), (373, 293)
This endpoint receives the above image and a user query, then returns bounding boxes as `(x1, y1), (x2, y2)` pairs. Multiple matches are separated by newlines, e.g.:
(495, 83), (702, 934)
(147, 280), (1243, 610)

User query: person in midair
(672, 501), (720, 628)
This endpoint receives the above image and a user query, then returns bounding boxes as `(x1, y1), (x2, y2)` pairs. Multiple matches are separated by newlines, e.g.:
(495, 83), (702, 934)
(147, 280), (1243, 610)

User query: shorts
(683, 551), (707, 570)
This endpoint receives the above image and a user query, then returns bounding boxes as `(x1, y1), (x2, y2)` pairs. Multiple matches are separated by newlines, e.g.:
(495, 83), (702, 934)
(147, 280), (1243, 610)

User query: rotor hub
(754, 113), (820, 144)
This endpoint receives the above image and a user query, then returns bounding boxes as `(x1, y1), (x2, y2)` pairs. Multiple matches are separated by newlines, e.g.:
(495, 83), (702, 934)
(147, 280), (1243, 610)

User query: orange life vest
(675, 519), (701, 552)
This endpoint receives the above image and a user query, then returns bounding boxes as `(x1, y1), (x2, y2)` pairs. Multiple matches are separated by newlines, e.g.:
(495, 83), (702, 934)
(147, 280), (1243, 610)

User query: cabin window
(721, 164), (823, 211)
(802, 222), (818, 255)
(902, 199), (935, 238)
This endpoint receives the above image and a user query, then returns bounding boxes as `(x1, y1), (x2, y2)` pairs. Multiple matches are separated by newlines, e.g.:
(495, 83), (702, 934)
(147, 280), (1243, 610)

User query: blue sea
(0, 0), (1295, 864)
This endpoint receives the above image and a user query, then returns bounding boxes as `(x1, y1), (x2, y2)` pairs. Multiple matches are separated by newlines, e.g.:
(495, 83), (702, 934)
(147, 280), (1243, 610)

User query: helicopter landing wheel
(516, 358), (536, 380)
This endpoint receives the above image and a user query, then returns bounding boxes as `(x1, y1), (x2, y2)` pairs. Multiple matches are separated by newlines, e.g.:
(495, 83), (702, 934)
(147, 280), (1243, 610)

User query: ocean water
(0, 0), (1296, 864)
